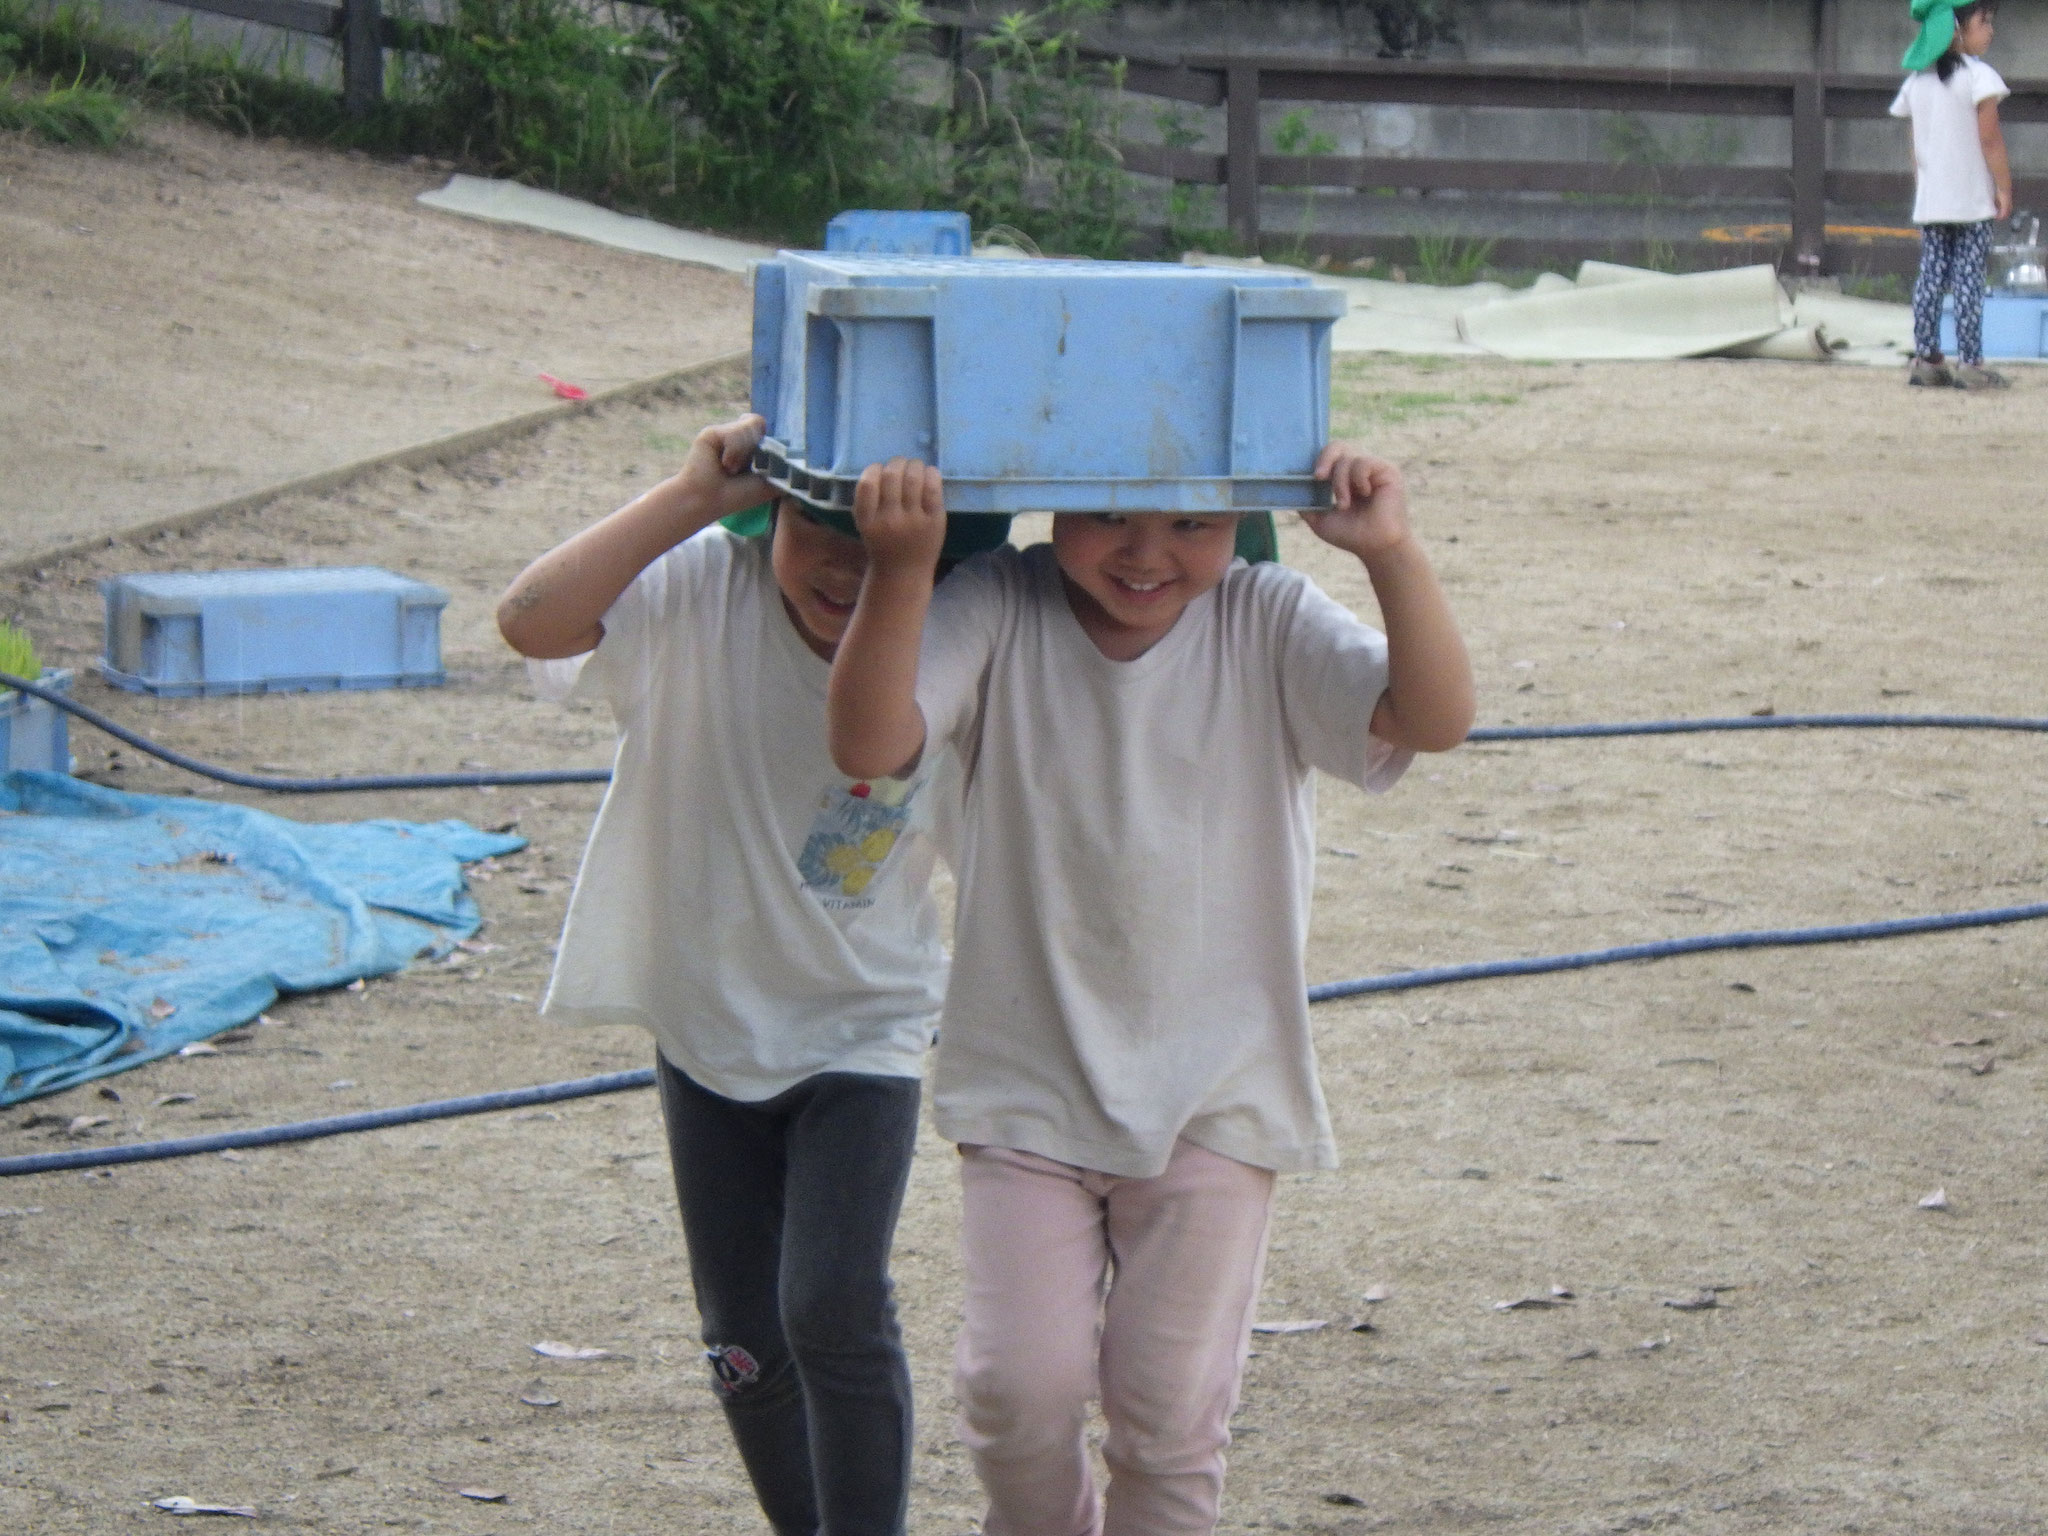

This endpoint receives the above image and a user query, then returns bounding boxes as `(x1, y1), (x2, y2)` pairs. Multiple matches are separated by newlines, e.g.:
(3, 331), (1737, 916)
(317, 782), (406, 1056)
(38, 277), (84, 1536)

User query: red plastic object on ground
(538, 373), (589, 401)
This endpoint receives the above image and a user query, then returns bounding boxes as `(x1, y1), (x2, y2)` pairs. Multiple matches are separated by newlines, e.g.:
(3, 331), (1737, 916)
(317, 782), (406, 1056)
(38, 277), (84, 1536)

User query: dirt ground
(4, 123), (2048, 1536)
(0, 113), (749, 568)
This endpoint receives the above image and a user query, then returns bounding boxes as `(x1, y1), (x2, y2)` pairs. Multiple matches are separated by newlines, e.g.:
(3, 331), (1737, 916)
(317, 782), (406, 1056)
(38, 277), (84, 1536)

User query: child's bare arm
(1305, 444), (1476, 753)
(497, 415), (769, 659)
(827, 458), (948, 779)
(1979, 100), (2013, 221)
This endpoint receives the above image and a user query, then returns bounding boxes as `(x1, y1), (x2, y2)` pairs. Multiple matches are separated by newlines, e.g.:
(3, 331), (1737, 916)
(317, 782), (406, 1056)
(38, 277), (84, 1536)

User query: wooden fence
(918, 4), (2048, 275)
(137, 0), (2048, 274)
(163, 0), (400, 115)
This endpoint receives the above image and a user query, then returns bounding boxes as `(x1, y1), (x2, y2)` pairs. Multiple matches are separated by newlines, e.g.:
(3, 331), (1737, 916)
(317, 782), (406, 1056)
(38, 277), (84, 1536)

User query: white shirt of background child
(1892, 56), (2010, 225)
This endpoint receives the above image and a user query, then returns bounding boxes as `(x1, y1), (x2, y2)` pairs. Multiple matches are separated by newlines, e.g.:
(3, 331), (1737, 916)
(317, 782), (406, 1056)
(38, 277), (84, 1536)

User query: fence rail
(138, 0), (2048, 273)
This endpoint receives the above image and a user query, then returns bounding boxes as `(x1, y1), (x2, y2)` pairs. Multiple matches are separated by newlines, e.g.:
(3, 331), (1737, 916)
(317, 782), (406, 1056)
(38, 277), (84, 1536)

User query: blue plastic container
(99, 568), (449, 697)
(1939, 293), (2048, 358)
(825, 210), (973, 257)
(0, 669), (72, 774)
(749, 253), (1349, 513)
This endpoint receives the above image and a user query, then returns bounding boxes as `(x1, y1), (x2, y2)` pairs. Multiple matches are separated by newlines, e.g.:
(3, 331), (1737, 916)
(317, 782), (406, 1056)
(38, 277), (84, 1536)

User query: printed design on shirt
(797, 773), (921, 909)
(704, 1342), (762, 1397)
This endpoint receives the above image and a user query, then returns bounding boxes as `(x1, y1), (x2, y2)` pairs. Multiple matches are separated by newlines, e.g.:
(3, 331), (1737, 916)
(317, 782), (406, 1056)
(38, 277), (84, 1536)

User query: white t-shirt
(916, 543), (1411, 1178)
(532, 529), (953, 1100)
(1891, 57), (2009, 225)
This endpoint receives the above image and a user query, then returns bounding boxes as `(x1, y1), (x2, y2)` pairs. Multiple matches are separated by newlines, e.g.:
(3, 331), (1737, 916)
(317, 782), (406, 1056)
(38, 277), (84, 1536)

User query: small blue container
(1939, 293), (2048, 358)
(100, 568), (449, 698)
(825, 210), (973, 257)
(0, 669), (72, 774)
(749, 253), (1348, 513)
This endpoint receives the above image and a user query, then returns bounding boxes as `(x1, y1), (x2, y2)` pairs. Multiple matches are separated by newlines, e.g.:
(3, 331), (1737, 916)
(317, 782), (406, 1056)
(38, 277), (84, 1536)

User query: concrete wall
(1090, 0), (2046, 182)
(1089, 0), (2047, 73)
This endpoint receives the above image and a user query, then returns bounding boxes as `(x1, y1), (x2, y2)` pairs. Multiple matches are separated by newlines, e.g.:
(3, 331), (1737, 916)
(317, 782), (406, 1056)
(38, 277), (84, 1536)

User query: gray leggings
(657, 1054), (921, 1536)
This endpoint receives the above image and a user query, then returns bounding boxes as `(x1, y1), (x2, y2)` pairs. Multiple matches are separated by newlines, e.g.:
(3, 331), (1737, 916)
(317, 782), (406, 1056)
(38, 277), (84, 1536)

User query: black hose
(1471, 713), (2048, 741)
(5, 673), (2047, 1177)
(1307, 899), (2048, 1002)
(0, 1069), (655, 1177)
(9, 668), (2048, 793)
(13, 888), (2048, 1177)
(0, 671), (609, 792)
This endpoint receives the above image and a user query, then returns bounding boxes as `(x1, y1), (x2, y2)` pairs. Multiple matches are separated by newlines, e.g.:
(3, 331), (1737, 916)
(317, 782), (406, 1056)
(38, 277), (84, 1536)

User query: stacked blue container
(824, 210), (974, 256)
(0, 670), (72, 775)
(749, 253), (1348, 514)
(100, 568), (449, 697)
(1939, 293), (2048, 358)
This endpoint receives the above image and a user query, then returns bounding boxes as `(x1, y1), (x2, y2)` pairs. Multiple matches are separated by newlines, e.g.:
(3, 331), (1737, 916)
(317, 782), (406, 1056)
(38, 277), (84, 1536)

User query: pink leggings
(955, 1141), (1277, 1536)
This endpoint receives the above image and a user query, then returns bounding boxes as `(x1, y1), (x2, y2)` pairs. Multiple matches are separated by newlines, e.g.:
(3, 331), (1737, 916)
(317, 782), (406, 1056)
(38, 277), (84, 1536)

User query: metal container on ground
(748, 253), (1349, 514)
(99, 568), (449, 698)
(0, 669), (73, 775)
(824, 210), (974, 257)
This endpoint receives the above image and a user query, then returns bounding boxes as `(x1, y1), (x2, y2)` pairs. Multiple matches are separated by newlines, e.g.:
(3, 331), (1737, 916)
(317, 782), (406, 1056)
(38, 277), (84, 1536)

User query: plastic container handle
(808, 285), (940, 319)
(1236, 286), (1349, 320)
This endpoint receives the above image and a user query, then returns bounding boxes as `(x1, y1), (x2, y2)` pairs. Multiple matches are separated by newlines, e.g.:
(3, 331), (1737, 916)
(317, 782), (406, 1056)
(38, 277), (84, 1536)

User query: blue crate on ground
(1939, 293), (2048, 358)
(99, 568), (449, 697)
(0, 669), (72, 774)
(748, 253), (1349, 513)
(824, 210), (973, 256)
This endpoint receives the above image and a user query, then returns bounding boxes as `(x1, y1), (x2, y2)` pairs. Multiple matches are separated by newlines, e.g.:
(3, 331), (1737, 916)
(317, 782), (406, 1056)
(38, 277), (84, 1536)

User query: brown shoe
(1908, 357), (1953, 387)
(1950, 364), (2010, 390)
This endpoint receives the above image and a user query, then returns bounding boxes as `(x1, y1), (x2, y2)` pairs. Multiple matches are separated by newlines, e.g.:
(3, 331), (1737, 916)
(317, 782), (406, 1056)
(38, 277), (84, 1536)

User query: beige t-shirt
(531, 530), (952, 1100)
(917, 543), (1410, 1177)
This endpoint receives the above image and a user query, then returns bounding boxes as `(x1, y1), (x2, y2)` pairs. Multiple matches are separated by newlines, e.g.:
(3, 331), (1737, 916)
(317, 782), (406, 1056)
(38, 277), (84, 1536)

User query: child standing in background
(1893, 0), (2013, 389)
(498, 415), (1001, 1536)
(829, 450), (1473, 1534)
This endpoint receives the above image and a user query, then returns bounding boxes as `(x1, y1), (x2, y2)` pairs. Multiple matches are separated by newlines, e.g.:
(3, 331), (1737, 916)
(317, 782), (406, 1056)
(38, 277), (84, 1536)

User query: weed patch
(1412, 234), (1496, 287)
(0, 27), (132, 145)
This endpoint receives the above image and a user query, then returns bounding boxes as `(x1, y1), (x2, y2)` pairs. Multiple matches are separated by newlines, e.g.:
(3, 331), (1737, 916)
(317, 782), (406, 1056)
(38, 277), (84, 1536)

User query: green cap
(720, 499), (1015, 563)
(1902, 0), (1960, 71)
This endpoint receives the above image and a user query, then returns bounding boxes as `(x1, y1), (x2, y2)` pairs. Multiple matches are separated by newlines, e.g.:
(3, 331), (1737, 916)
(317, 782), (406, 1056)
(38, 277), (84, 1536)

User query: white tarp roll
(1455, 264), (1792, 360)
(416, 175), (774, 273)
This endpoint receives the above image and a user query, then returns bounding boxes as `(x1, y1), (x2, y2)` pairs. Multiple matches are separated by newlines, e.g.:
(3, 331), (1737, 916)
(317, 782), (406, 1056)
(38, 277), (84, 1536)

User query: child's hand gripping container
(749, 254), (1349, 513)
(99, 567), (449, 697)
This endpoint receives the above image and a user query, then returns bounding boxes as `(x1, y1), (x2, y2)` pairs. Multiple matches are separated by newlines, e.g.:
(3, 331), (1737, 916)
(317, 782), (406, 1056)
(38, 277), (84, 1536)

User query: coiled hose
(3, 671), (2044, 1177)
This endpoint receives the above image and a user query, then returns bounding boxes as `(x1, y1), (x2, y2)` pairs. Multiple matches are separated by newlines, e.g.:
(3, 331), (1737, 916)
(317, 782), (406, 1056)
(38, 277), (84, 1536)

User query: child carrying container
(828, 452), (1474, 1533)
(1893, 0), (2013, 389)
(496, 414), (1003, 1536)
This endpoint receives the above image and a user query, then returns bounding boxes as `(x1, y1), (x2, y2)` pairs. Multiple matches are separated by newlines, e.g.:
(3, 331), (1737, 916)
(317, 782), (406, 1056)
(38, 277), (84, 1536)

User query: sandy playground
(3, 111), (2048, 1536)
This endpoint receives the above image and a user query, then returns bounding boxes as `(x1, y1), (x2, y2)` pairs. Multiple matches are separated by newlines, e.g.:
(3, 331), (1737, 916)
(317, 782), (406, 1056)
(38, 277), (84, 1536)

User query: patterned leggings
(1913, 221), (1993, 365)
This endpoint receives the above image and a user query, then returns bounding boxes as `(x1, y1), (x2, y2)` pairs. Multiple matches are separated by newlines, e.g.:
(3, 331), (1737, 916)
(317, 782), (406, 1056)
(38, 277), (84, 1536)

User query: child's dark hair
(1937, 1), (1997, 81)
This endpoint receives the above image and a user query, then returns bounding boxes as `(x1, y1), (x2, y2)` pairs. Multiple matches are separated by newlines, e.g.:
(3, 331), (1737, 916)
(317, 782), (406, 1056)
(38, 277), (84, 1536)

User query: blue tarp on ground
(0, 772), (525, 1105)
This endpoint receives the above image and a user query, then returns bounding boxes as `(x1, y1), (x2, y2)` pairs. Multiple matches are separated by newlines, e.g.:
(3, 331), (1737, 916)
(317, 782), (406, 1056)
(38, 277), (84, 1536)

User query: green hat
(1903, 0), (1960, 71)
(720, 499), (1015, 563)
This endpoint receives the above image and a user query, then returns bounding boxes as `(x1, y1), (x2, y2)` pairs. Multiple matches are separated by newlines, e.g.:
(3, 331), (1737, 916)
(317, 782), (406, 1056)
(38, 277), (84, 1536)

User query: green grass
(0, 30), (133, 146)
(1841, 272), (1912, 305)
(1412, 234), (1496, 287)
(1330, 358), (1527, 429)
(0, 0), (930, 245)
(0, 620), (41, 684)
(1331, 388), (1521, 427)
